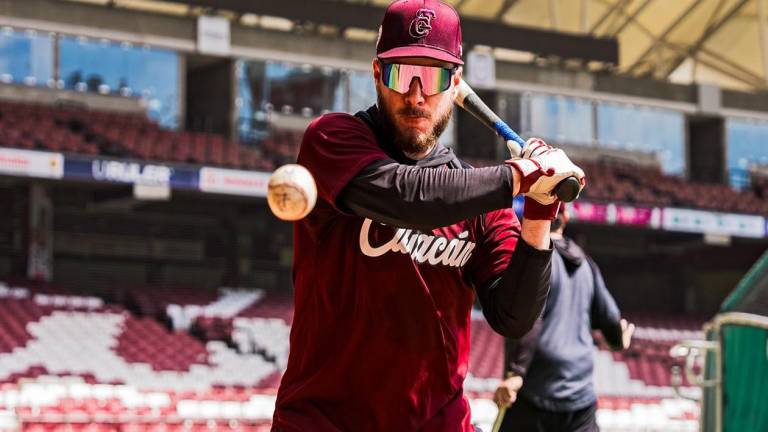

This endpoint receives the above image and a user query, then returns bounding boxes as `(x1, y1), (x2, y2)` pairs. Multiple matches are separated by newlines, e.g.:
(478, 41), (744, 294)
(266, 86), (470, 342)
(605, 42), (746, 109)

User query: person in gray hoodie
(493, 208), (635, 432)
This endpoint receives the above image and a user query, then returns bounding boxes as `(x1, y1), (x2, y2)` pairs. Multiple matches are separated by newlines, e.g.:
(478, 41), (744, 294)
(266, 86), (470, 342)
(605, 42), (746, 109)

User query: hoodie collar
(553, 236), (585, 273)
(364, 105), (459, 168)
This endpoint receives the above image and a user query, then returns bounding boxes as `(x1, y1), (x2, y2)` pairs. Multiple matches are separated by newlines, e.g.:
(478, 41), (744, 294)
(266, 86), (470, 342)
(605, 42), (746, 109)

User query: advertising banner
(0, 147), (63, 179)
(64, 157), (199, 190)
(568, 201), (609, 224)
(662, 208), (765, 238)
(199, 167), (270, 197)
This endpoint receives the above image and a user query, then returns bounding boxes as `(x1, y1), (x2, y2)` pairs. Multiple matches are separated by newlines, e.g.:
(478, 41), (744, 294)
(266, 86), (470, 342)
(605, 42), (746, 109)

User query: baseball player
(272, 1), (585, 431)
(494, 209), (635, 431)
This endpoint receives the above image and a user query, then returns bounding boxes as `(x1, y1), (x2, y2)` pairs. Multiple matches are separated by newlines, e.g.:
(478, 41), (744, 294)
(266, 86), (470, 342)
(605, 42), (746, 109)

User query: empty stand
(0, 282), (279, 393)
(0, 100), (274, 171)
(596, 396), (699, 432)
(576, 160), (768, 214)
(1, 380), (276, 430)
(0, 279), (708, 431)
(465, 156), (768, 214)
(468, 316), (504, 381)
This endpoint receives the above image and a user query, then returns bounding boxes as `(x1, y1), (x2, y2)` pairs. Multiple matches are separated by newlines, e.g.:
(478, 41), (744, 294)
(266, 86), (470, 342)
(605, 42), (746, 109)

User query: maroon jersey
(273, 113), (521, 432)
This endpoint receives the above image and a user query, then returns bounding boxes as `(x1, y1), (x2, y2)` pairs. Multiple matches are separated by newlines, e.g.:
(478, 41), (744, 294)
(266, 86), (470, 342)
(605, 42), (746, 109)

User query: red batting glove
(523, 197), (561, 221)
(506, 158), (561, 220)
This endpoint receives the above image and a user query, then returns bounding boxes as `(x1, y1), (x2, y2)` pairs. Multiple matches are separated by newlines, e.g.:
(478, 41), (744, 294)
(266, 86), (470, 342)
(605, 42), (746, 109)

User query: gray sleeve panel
(337, 159), (514, 231)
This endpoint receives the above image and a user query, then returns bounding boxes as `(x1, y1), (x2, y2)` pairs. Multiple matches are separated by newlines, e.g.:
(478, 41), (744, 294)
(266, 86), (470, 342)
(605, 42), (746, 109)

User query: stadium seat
(0, 100), (283, 174)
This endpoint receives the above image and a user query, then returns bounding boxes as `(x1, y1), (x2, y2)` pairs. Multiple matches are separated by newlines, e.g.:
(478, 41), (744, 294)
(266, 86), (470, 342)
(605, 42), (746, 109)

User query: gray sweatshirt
(504, 236), (623, 412)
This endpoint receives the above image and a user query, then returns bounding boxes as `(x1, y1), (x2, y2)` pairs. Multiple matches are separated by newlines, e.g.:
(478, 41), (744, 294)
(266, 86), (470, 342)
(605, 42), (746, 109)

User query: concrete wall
(0, 0), (765, 118)
(0, 83), (144, 113)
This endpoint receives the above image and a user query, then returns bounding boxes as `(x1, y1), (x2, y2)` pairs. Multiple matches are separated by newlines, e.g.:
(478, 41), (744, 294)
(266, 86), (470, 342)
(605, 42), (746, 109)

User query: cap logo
(409, 8), (436, 38)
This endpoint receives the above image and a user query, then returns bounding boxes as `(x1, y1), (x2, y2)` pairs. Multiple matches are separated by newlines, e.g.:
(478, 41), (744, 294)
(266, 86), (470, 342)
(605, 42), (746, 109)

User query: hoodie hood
(553, 236), (585, 274)
(361, 105), (459, 169)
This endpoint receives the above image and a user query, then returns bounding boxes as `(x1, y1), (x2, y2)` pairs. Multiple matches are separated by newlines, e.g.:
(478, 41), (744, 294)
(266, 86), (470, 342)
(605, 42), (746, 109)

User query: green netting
(721, 324), (768, 432)
(721, 250), (768, 315)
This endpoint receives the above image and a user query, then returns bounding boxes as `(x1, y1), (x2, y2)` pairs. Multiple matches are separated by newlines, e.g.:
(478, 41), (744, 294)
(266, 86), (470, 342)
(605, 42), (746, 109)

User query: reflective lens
(380, 63), (454, 96)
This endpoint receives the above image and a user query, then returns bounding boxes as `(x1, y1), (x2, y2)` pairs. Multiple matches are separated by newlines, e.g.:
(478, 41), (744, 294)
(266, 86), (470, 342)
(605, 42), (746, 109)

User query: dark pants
(499, 397), (599, 432)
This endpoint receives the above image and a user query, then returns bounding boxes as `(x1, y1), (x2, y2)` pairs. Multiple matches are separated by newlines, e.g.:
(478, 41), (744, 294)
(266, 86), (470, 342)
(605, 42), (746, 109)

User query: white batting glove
(527, 149), (585, 205)
(507, 138), (586, 205)
(505, 137), (550, 159)
(520, 138), (552, 159)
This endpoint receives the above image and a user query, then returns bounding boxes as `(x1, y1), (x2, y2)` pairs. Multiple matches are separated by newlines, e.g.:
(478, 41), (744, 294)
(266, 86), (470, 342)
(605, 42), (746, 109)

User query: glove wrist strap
(523, 197), (560, 221)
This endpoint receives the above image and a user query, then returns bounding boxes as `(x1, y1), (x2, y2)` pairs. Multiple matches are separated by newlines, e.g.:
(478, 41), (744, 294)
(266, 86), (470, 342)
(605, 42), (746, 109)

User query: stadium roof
(64, 0), (768, 91)
(471, 0), (767, 91)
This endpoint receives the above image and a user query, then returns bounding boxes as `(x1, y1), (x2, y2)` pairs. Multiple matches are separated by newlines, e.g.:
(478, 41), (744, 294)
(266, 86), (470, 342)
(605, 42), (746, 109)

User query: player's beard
(377, 93), (452, 156)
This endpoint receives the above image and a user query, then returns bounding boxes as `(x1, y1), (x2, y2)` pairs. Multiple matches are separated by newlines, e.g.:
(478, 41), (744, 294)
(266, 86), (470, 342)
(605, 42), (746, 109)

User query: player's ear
(453, 66), (463, 85)
(372, 58), (381, 81)
(449, 66), (463, 97)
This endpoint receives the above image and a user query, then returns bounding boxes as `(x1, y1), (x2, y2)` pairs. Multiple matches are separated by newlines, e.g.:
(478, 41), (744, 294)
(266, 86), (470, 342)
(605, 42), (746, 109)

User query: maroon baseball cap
(376, 0), (464, 65)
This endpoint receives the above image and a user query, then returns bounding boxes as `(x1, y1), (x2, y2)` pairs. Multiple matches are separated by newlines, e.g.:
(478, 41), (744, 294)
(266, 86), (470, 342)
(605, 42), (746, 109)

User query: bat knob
(555, 176), (581, 203)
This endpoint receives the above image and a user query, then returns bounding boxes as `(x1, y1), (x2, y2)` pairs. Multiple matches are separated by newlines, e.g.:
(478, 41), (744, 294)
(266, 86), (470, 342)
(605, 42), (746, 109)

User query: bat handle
(491, 405), (506, 432)
(555, 177), (581, 202)
(491, 121), (581, 203)
(492, 121), (525, 150)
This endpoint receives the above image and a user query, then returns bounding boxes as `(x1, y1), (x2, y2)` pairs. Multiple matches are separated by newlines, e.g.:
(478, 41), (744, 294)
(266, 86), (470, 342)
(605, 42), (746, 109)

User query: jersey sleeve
(469, 208), (522, 287)
(296, 113), (390, 210)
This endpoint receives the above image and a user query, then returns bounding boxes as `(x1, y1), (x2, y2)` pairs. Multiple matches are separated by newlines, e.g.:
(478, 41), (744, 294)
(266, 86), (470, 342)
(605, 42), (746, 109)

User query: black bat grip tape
(555, 177), (581, 202)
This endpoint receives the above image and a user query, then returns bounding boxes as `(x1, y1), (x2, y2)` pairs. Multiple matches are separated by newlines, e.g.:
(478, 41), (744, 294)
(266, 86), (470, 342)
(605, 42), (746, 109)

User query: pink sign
(568, 202), (659, 228)
(569, 202), (608, 224)
(615, 206), (654, 226)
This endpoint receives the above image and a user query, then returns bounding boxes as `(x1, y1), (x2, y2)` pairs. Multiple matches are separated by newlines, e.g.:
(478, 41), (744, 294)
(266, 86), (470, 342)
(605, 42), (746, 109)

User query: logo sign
(197, 15), (230, 55)
(199, 167), (270, 197)
(359, 219), (475, 268)
(410, 8), (436, 38)
(568, 201), (608, 224)
(0, 148), (63, 179)
(64, 156), (197, 190)
(615, 205), (658, 227)
(466, 50), (496, 89)
(662, 208), (765, 238)
(91, 160), (172, 185)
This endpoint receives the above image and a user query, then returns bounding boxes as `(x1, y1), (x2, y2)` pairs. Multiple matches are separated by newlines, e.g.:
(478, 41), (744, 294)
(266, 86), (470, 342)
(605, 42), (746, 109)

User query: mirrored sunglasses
(380, 62), (455, 96)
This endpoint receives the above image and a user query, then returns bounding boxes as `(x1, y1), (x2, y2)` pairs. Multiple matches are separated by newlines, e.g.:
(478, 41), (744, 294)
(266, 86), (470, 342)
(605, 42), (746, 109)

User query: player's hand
(520, 138), (551, 159)
(507, 138), (586, 205)
(621, 318), (635, 350)
(493, 375), (523, 408)
(505, 137), (551, 160)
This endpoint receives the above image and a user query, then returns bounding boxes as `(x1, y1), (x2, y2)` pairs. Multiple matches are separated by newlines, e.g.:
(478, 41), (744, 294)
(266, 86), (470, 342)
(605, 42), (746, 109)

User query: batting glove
(506, 138), (586, 220)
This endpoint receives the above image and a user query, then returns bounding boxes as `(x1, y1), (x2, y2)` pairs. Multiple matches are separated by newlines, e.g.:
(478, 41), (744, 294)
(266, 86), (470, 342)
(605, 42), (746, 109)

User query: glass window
(237, 59), (348, 142)
(348, 70), (376, 114)
(59, 37), (179, 128)
(242, 60), (345, 116)
(524, 94), (594, 146)
(727, 118), (768, 188)
(597, 102), (685, 175)
(236, 60), (258, 142)
(0, 28), (53, 86)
